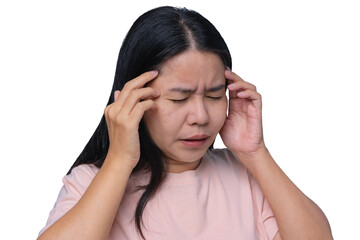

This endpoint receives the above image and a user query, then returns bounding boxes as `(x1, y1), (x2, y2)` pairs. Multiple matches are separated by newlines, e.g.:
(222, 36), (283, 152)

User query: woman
(38, 6), (332, 240)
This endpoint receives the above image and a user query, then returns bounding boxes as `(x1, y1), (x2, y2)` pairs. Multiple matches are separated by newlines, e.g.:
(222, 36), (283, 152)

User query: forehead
(149, 50), (225, 90)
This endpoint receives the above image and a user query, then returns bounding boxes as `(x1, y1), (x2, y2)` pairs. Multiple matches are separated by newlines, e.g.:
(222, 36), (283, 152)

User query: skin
(221, 69), (333, 240)
(144, 50), (228, 173)
(38, 72), (161, 240)
(145, 49), (333, 239)
(38, 49), (333, 239)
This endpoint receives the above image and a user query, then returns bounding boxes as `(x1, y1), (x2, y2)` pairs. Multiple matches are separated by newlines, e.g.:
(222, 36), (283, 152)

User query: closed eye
(170, 98), (188, 103)
(207, 96), (222, 100)
(171, 96), (222, 103)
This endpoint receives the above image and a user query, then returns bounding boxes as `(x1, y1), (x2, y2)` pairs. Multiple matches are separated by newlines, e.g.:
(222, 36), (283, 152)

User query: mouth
(181, 134), (209, 147)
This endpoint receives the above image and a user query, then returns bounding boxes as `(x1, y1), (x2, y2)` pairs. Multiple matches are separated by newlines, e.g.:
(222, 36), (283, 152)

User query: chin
(182, 147), (209, 161)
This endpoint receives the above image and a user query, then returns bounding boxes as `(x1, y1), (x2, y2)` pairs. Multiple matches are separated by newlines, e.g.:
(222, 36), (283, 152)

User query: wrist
(104, 152), (136, 174)
(233, 146), (272, 172)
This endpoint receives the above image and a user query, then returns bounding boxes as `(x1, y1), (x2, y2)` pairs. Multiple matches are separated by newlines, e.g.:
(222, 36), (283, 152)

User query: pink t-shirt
(40, 148), (278, 239)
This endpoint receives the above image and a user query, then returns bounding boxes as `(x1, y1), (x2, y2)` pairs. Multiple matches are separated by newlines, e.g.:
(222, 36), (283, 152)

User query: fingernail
(226, 66), (231, 71)
(150, 70), (158, 75)
(228, 83), (236, 90)
(225, 70), (232, 75)
(237, 91), (247, 97)
(114, 90), (120, 101)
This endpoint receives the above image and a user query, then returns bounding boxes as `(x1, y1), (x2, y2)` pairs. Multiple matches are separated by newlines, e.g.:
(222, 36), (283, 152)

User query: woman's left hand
(220, 69), (266, 159)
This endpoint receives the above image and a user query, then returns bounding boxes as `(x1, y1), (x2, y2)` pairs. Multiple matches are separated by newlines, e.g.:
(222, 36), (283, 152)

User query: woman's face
(144, 50), (228, 173)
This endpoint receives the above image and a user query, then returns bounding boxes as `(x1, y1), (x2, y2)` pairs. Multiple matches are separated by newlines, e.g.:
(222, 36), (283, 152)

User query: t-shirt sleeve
(38, 164), (98, 236)
(248, 171), (279, 240)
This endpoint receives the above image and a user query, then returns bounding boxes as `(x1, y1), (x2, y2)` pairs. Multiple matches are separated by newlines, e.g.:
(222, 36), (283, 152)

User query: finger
(114, 90), (120, 101)
(225, 70), (256, 90)
(110, 71), (158, 114)
(122, 87), (160, 114)
(129, 99), (155, 125)
(227, 79), (257, 99)
(236, 89), (261, 101)
(227, 80), (257, 92)
(235, 89), (262, 109)
(115, 71), (158, 105)
(225, 69), (244, 81)
(120, 70), (158, 97)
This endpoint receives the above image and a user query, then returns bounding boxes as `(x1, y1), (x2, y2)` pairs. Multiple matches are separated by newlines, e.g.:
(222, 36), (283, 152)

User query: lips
(181, 134), (209, 147)
(184, 134), (209, 141)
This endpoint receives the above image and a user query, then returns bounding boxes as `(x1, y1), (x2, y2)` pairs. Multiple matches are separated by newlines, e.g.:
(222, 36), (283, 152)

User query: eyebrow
(168, 84), (225, 93)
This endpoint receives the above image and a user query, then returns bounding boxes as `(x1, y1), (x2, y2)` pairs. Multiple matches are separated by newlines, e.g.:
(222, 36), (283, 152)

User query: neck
(164, 158), (202, 173)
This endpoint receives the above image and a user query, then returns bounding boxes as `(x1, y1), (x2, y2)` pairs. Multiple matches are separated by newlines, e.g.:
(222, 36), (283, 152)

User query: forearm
(38, 156), (133, 240)
(235, 148), (333, 240)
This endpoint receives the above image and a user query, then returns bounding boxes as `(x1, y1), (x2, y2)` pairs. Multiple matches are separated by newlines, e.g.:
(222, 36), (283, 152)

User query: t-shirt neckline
(163, 150), (210, 185)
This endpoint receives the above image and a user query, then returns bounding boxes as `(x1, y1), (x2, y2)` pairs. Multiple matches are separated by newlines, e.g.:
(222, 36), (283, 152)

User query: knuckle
(146, 100), (154, 108)
(107, 108), (118, 120)
(128, 90), (141, 102)
(104, 105), (112, 115)
(123, 82), (130, 89)
(137, 103), (146, 112)
(135, 88), (151, 99)
(134, 88), (144, 97)
(145, 87), (155, 96)
(139, 101), (152, 111)
(124, 81), (133, 89)
(104, 106), (109, 114)
(142, 87), (153, 96)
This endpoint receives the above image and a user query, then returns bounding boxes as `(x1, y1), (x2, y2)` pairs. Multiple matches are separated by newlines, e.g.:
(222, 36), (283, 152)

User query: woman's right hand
(104, 71), (160, 169)
(38, 72), (160, 240)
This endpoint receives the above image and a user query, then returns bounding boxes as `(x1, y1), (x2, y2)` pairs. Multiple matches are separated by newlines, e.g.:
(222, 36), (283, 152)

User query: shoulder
(63, 164), (99, 192)
(55, 164), (100, 206)
(206, 148), (245, 170)
(206, 149), (279, 237)
(37, 164), (100, 236)
(204, 148), (249, 180)
(207, 147), (235, 158)
(66, 164), (99, 179)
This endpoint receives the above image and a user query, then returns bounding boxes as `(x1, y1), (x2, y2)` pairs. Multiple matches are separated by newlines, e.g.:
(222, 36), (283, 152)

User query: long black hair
(67, 6), (232, 239)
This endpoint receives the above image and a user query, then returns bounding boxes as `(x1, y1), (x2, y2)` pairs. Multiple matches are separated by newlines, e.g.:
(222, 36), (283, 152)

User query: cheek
(144, 101), (185, 136)
(157, 104), (186, 129)
(211, 100), (228, 129)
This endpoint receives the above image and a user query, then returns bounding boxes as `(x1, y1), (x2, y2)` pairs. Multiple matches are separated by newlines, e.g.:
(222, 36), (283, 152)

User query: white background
(1, 0), (359, 239)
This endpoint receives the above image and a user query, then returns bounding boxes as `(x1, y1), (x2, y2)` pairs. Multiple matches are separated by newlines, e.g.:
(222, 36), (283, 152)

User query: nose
(187, 97), (209, 126)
